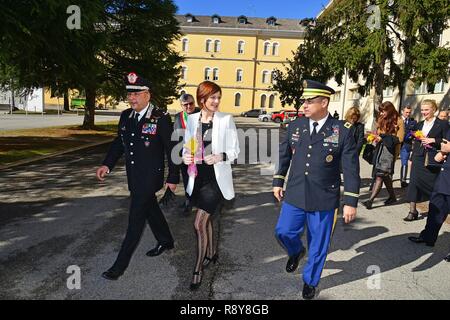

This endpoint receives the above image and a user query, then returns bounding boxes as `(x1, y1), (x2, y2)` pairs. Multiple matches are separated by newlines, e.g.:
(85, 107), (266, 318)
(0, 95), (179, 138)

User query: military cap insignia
(127, 72), (138, 84)
(302, 80), (308, 88)
(326, 155), (333, 163)
(344, 122), (352, 129)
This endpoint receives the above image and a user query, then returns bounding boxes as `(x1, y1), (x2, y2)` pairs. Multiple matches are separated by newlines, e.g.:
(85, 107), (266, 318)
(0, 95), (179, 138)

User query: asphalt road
(0, 118), (449, 300)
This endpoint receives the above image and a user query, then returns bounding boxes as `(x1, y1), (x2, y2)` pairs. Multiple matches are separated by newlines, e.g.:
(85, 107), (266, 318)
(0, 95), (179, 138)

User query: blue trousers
(275, 202), (337, 287)
(400, 145), (411, 166)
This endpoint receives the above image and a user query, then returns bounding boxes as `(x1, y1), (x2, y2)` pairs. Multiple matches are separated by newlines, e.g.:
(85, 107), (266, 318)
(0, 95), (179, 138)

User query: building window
(267, 17), (277, 26)
(235, 93), (241, 107)
(213, 17), (219, 24)
(205, 39), (212, 52)
(182, 38), (188, 52)
(271, 71), (277, 84)
(214, 40), (221, 52)
(434, 79), (447, 93)
(236, 69), (243, 82)
(237, 40), (245, 54)
(213, 68), (219, 81)
(238, 15), (247, 24)
(204, 68), (211, 80)
(414, 82), (427, 95)
(181, 66), (187, 80)
(260, 95), (267, 108)
(263, 42), (270, 56)
(349, 89), (361, 100)
(383, 86), (394, 97)
(262, 71), (270, 84)
(269, 94), (275, 108)
(272, 43), (279, 56)
(331, 91), (341, 102)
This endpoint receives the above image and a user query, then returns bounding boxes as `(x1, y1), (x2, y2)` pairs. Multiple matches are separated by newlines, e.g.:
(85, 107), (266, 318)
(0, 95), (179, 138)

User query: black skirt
(190, 174), (224, 214)
(407, 155), (441, 202)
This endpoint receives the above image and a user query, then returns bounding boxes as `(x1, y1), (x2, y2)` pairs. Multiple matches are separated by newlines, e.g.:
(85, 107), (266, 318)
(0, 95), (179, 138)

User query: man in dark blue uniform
(96, 72), (179, 280)
(400, 106), (417, 187)
(273, 80), (360, 299)
(409, 132), (450, 262)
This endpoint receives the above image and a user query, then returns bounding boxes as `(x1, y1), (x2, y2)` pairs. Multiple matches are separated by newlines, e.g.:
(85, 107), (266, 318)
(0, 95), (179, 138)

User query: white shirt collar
(133, 103), (150, 122)
(309, 114), (329, 134)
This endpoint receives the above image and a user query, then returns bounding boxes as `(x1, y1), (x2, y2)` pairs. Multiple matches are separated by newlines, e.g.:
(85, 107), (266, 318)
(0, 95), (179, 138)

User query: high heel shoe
(362, 199), (373, 210)
(403, 210), (419, 222)
(202, 253), (218, 268)
(189, 271), (203, 291)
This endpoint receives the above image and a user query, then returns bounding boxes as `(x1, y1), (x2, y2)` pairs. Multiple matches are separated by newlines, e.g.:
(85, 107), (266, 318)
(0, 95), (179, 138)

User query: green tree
(0, 0), (182, 129)
(274, 0), (450, 116)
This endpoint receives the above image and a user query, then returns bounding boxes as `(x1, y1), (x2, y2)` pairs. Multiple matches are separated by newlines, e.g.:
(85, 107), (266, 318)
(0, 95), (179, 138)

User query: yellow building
(168, 14), (307, 114)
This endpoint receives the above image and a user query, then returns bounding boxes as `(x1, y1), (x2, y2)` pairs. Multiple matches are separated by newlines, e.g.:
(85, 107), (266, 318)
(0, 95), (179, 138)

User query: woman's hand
(421, 137), (435, 146)
(434, 152), (447, 163)
(183, 153), (194, 165)
(204, 154), (222, 165)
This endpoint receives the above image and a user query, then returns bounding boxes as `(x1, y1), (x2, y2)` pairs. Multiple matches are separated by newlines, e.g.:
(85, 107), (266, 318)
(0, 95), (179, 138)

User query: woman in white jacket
(182, 81), (239, 290)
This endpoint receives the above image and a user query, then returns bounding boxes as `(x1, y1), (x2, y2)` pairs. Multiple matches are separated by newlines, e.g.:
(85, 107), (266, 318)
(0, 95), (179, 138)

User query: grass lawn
(0, 121), (118, 166)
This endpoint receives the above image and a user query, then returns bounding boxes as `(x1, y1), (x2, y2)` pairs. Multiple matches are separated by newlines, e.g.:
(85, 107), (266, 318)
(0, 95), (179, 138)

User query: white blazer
(183, 111), (240, 200)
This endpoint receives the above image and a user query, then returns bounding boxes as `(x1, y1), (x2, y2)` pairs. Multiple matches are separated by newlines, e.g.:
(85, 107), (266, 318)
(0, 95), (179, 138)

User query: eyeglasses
(182, 102), (195, 107)
(303, 96), (322, 105)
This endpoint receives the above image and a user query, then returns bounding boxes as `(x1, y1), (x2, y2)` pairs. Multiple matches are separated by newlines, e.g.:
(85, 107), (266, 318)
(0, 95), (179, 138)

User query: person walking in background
(400, 105), (417, 188)
(333, 110), (340, 119)
(363, 101), (404, 209)
(404, 100), (449, 221)
(173, 93), (199, 215)
(182, 81), (240, 290)
(344, 106), (365, 155)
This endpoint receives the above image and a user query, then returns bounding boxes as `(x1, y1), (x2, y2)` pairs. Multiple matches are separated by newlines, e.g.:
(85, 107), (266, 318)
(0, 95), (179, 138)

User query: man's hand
(204, 154), (222, 165)
(273, 187), (284, 202)
(343, 205), (356, 224)
(96, 165), (110, 182)
(441, 139), (450, 153)
(421, 137), (435, 146)
(435, 152), (447, 163)
(166, 183), (177, 192)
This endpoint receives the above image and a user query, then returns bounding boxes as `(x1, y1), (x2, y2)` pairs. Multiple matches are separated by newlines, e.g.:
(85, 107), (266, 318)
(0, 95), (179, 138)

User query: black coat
(410, 118), (449, 167)
(273, 115), (361, 211)
(350, 122), (365, 155)
(434, 130), (450, 195)
(102, 105), (179, 196)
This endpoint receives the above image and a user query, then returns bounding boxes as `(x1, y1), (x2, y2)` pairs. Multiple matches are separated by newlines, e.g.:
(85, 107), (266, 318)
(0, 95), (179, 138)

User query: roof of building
(176, 14), (312, 32)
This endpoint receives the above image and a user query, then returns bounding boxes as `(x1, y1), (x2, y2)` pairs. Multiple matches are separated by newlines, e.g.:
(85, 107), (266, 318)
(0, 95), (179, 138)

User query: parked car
(271, 110), (304, 123)
(258, 113), (272, 122)
(241, 109), (262, 118)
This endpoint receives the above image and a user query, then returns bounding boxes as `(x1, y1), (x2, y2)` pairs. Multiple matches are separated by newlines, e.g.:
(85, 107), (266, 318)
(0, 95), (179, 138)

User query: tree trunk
(82, 86), (96, 129)
(63, 90), (70, 111)
(373, 56), (386, 120)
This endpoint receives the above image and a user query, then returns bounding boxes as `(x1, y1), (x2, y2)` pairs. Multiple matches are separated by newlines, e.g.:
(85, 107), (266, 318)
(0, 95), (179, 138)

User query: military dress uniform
(273, 80), (360, 292)
(102, 73), (179, 276)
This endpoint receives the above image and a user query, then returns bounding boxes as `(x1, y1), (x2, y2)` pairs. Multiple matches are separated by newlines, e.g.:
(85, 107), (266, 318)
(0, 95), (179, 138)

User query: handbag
(362, 143), (375, 164)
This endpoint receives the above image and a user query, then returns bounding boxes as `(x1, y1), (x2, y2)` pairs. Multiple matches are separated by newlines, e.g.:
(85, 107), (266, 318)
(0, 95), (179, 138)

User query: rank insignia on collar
(326, 155), (333, 162)
(344, 122), (352, 129)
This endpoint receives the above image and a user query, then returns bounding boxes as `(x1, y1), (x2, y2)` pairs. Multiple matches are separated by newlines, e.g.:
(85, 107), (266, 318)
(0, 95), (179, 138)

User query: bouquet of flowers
(365, 132), (379, 144)
(411, 130), (432, 149)
(184, 136), (203, 179)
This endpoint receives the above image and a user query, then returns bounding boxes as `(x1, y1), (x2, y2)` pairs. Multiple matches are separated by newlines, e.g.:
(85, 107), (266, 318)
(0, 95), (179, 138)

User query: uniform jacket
(102, 105), (179, 196)
(433, 130), (450, 195)
(273, 114), (360, 211)
(402, 117), (417, 152)
(183, 111), (240, 200)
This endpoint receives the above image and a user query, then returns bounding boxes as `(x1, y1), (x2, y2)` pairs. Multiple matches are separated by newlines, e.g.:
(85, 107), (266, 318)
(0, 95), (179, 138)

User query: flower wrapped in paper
(411, 130), (432, 149)
(184, 136), (204, 179)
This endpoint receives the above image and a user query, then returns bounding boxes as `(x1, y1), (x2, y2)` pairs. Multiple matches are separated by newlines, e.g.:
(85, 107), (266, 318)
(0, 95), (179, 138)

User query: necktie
(311, 121), (319, 137)
(134, 113), (140, 127)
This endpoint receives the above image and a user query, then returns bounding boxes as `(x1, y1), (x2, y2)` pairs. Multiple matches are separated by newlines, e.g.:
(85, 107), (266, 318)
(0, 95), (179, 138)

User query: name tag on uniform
(142, 123), (157, 135)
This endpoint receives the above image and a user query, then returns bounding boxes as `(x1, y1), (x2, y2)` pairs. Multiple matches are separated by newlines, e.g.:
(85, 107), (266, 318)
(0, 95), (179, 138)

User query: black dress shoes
(302, 283), (316, 300)
(101, 269), (123, 280)
(401, 181), (409, 188)
(286, 249), (305, 273)
(384, 197), (397, 205)
(444, 254), (450, 262)
(202, 253), (219, 269)
(362, 200), (373, 209)
(146, 243), (174, 257)
(403, 211), (419, 222)
(408, 236), (434, 247)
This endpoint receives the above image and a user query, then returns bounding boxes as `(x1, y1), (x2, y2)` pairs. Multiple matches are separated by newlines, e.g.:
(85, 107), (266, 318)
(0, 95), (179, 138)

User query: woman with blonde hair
(363, 101), (404, 209)
(183, 81), (240, 290)
(345, 106), (365, 155)
(404, 99), (449, 221)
